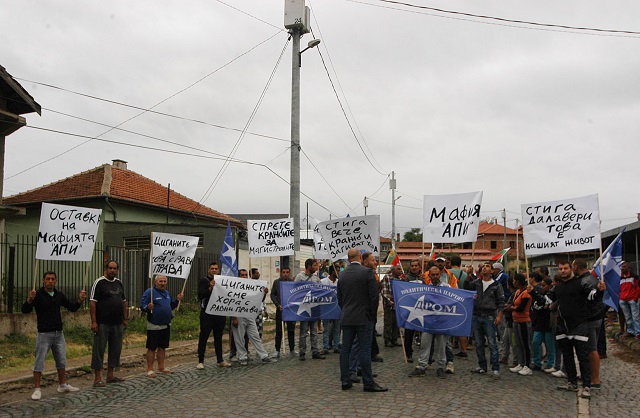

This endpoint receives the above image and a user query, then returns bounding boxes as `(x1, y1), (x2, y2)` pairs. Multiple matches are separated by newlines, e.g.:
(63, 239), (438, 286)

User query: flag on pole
(385, 248), (400, 266)
(220, 221), (238, 277)
(593, 228), (624, 312)
(491, 248), (510, 261)
(428, 245), (437, 260)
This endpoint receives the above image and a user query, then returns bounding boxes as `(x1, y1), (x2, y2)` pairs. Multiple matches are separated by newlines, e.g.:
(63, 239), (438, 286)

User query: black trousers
(198, 311), (227, 363)
(274, 309), (296, 352)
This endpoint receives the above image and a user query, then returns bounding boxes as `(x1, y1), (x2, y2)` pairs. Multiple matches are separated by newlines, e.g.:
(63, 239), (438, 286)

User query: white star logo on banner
(291, 290), (334, 316)
(400, 295), (463, 327)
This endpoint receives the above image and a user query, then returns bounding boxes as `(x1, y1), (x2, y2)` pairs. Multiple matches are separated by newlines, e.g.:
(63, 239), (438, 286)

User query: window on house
(490, 241), (497, 249)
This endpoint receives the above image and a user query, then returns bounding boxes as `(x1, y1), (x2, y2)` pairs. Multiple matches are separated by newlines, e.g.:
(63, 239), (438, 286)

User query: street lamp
(290, 31), (320, 275)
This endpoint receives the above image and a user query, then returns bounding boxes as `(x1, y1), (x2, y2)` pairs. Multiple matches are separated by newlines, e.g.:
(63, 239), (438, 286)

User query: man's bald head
(347, 248), (361, 261)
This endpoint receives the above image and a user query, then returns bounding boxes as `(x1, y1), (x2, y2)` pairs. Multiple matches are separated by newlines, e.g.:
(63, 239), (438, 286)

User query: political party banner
(149, 232), (199, 279)
(205, 275), (268, 318)
(247, 218), (294, 257)
(36, 203), (102, 261)
(423, 192), (483, 243)
(318, 215), (380, 261)
(281, 281), (341, 321)
(521, 194), (600, 256)
(392, 279), (475, 337)
(311, 218), (331, 259)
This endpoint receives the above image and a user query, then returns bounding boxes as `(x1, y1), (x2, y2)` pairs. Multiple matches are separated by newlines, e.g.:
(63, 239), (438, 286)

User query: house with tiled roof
(3, 159), (243, 251)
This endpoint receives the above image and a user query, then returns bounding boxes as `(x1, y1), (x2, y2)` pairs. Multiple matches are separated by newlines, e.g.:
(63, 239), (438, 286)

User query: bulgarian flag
(386, 248), (400, 266)
(491, 248), (510, 261)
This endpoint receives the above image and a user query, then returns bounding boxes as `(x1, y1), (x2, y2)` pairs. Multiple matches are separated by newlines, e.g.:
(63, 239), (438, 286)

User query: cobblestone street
(6, 331), (636, 418)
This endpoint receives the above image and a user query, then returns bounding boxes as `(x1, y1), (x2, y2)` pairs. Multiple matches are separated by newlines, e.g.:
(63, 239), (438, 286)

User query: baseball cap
(435, 256), (446, 262)
(492, 262), (504, 270)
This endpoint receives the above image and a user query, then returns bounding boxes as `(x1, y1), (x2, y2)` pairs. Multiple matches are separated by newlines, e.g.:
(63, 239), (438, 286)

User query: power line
(300, 148), (355, 213)
(17, 123), (339, 217)
(308, 3), (387, 174)
(194, 37), (290, 209)
(10, 30), (285, 179)
(215, 0), (286, 31)
(350, 0), (640, 38)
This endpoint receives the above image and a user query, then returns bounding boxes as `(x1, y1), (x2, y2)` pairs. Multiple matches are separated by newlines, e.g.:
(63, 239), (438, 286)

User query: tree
(403, 228), (423, 242)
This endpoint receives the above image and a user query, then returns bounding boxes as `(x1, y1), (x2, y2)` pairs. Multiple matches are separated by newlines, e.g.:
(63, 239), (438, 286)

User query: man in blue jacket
(140, 275), (183, 377)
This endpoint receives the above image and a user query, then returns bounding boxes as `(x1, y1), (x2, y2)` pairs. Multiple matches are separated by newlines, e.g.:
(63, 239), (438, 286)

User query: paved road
(1, 333), (635, 418)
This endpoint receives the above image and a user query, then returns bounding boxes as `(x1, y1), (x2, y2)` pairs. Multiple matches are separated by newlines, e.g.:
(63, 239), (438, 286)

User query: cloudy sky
(2, 0), (639, 239)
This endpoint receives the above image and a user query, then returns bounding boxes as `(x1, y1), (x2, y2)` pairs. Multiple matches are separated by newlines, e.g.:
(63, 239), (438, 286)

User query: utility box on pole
(284, 0), (310, 33)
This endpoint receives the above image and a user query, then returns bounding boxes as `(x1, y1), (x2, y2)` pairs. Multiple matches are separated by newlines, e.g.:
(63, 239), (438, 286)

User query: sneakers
(518, 366), (533, 376)
(455, 351), (468, 358)
(57, 383), (79, 393)
(239, 359), (248, 366)
(543, 367), (557, 373)
(436, 368), (446, 379)
(471, 367), (487, 374)
(492, 370), (500, 380)
(581, 387), (591, 399)
(552, 370), (568, 378)
(509, 364), (524, 373)
(271, 351), (281, 359)
(557, 382), (578, 392)
(196, 362), (205, 370)
(31, 388), (41, 400)
(408, 367), (426, 377)
(591, 383), (601, 390)
(261, 357), (277, 363)
(229, 355), (238, 362)
(445, 361), (455, 374)
(312, 353), (326, 360)
(216, 361), (231, 368)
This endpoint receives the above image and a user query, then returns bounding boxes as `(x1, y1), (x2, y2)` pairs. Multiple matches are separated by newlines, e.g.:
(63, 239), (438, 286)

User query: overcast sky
(2, 0), (639, 238)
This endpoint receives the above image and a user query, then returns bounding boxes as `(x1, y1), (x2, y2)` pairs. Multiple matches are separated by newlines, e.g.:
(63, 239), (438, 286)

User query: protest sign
(205, 275), (268, 318)
(423, 192), (483, 243)
(318, 215), (380, 261)
(248, 218), (294, 257)
(281, 281), (341, 321)
(36, 203), (102, 261)
(392, 279), (475, 337)
(149, 232), (199, 279)
(311, 218), (331, 259)
(521, 194), (600, 256)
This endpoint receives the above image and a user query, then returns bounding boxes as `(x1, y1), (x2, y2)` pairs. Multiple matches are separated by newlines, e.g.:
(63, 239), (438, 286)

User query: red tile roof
(3, 163), (241, 226)
(478, 222), (520, 235)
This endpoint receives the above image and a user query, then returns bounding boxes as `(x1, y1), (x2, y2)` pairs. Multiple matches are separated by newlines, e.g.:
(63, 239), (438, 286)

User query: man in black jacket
(22, 271), (86, 400)
(337, 249), (387, 392)
(196, 262), (230, 369)
(471, 262), (505, 379)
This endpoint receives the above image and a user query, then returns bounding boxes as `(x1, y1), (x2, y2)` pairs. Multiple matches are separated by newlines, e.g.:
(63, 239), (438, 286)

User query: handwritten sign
(247, 218), (294, 257)
(311, 218), (330, 259)
(36, 203), (102, 261)
(318, 215), (380, 261)
(423, 192), (483, 244)
(150, 232), (199, 279)
(521, 194), (601, 256)
(205, 275), (267, 318)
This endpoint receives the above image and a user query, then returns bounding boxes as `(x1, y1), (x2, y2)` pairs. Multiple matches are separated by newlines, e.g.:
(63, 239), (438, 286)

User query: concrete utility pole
(290, 27), (301, 275)
(390, 171), (396, 248)
(501, 208), (507, 266)
(285, 0), (319, 275)
(363, 196), (368, 216)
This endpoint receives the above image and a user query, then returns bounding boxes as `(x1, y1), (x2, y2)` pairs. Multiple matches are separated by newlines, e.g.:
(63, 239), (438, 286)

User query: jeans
(274, 309), (296, 353)
(341, 322), (374, 387)
(233, 317), (268, 361)
(323, 319), (341, 350)
(34, 331), (66, 372)
(532, 330), (556, 368)
(198, 311), (227, 363)
(91, 324), (124, 371)
(299, 320), (319, 356)
(473, 314), (500, 372)
(619, 300), (640, 335)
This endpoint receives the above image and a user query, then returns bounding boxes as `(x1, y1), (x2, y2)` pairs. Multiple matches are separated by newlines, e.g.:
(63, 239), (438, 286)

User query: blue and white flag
(392, 279), (475, 337)
(220, 221), (238, 277)
(593, 228), (624, 312)
(281, 281), (341, 321)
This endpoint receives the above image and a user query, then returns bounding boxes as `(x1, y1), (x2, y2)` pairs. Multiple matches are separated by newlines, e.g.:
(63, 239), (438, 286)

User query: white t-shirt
(320, 277), (338, 287)
(482, 279), (495, 293)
